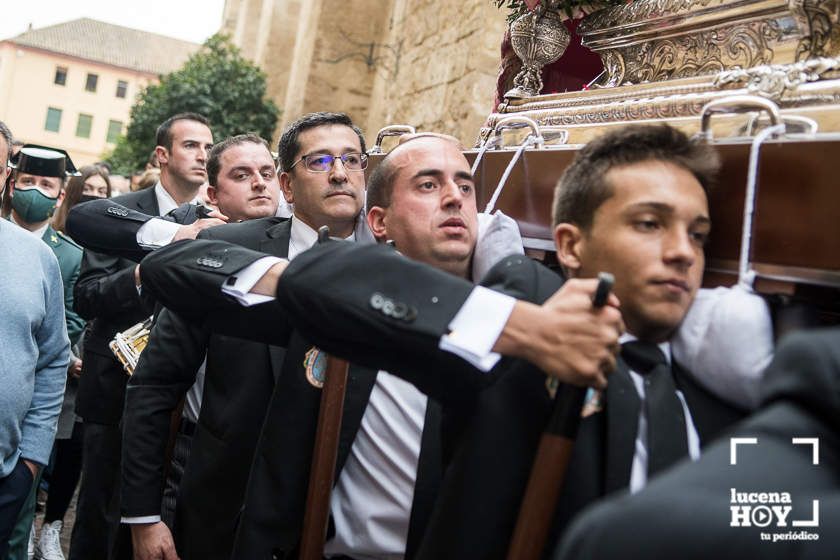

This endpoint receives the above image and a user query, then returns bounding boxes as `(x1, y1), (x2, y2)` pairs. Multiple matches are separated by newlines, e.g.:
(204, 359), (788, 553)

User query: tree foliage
(107, 34), (280, 173)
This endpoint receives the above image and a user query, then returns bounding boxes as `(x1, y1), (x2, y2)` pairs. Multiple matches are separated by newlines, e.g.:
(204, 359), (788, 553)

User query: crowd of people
(0, 109), (836, 560)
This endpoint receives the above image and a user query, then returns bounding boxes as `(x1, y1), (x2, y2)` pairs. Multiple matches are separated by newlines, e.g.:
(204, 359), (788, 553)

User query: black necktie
(621, 340), (689, 477)
(166, 203), (200, 225)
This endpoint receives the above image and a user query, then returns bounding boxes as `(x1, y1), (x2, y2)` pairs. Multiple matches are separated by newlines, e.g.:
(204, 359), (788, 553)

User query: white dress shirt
(134, 182), (201, 248)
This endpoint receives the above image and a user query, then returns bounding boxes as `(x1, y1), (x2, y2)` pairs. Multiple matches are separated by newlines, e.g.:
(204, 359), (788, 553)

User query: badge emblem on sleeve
(303, 347), (327, 388)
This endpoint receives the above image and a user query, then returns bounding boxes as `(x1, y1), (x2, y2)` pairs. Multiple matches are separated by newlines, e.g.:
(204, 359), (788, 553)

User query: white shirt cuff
(221, 256), (285, 306)
(136, 218), (180, 249)
(121, 515), (161, 524)
(438, 286), (516, 372)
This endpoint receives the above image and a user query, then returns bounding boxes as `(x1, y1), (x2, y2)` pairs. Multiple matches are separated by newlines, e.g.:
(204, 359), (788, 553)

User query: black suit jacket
(67, 198), (205, 263)
(74, 188), (159, 424)
(141, 239), (748, 560)
(139, 240), (565, 559)
(122, 217), (289, 560)
(139, 236), (446, 560)
(556, 328), (840, 560)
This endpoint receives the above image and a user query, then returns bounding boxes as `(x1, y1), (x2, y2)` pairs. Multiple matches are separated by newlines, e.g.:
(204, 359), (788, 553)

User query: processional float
(282, 1), (840, 558)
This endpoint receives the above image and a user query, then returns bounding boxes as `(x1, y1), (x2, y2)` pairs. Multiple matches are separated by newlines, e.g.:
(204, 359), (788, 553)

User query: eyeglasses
(289, 152), (368, 173)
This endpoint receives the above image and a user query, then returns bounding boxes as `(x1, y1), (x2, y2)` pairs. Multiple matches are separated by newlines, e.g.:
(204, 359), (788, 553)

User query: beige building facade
(222, 0), (507, 147)
(0, 18), (199, 166)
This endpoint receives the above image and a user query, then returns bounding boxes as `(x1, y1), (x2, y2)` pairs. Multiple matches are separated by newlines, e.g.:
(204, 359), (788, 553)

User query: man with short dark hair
(140, 125), (756, 559)
(137, 132), (623, 560)
(0, 124), (69, 558)
(119, 132), (285, 560)
(69, 113), (218, 560)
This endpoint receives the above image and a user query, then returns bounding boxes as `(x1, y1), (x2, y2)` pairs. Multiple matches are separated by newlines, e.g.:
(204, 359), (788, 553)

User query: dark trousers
(0, 459), (35, 557)
(68, 422), (126, 560)
(45, 421), (85, 523)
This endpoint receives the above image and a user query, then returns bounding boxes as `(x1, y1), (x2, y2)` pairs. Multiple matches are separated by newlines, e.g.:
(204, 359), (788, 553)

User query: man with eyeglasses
(65, 113), (378, 560)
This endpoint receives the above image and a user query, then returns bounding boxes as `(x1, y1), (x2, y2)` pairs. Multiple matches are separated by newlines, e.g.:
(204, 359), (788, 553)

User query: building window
(44, 107), (62, 132)
(54, 66), (67, 86)
(76, 114), (93, 138)
(106, 120), (123, 144)
(85, 73), (98, 92)
(116, 80), (128, 98)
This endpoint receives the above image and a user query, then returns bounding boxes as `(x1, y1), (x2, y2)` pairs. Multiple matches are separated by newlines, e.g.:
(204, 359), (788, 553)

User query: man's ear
(54, 189), (65, 209)
(155, 146), (168, 166)
(279, 172), (294, 204)
(554, 223), (584, 275)
(206, 185), (219, 206)
(367, 206), (388, 241)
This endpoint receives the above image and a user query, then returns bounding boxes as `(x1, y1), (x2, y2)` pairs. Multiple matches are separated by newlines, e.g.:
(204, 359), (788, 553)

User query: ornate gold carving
(715, 57), (840, 99)
(604, 20), (783, 86)
(796, 0), (840, 60)
(580, 0), (724, 32)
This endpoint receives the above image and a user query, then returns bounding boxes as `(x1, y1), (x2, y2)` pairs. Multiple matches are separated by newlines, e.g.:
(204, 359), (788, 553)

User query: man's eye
(261, 170), (275, 179)
(459, 184), (473, 194)
(419, 181), (436, 190)
(235, 173), (249, 180)
(635, 219), (660, 231)
(691, 230), (710, 245)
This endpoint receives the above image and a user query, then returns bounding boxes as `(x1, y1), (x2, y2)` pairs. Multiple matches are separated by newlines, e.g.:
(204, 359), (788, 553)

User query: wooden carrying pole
(507, 273), (614, 560)
(298, 355), (350, 560)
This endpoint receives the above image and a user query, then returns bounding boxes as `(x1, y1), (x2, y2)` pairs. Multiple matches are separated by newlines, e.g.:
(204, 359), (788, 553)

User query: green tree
(107, 34), (280, 173)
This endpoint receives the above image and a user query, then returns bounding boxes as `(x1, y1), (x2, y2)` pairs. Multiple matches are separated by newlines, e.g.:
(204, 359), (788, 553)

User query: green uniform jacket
(42, 225), (85, 346)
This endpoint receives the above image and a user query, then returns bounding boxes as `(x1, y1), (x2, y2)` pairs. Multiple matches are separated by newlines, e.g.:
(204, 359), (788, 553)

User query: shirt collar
(9, 213), (50, 240)
(154, 181), (202, 217)
(289, 215), (356, 260)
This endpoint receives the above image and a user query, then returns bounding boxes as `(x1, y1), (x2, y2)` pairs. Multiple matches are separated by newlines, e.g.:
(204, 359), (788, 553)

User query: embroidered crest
(303, 346), (327, 388)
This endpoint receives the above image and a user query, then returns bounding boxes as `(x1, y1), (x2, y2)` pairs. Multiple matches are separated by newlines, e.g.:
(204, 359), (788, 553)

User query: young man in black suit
(137, 133), (624, 559)
(556, 327), (839, 560)
(69, 112), (372, 560)
(139, 125), (756, 559)
(119, 133), (285, 560)
(70, 113), (216, 560)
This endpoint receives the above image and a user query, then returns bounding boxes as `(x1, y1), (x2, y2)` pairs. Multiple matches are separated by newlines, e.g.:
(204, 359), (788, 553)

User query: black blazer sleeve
(121, 308), (208, 517)
(67, 199), (159, 263)
(74, 249), (153, 320)
(139, 237), (295, 346)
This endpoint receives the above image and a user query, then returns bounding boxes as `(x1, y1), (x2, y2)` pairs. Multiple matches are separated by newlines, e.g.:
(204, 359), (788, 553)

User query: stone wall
(222, 0), (506, 146)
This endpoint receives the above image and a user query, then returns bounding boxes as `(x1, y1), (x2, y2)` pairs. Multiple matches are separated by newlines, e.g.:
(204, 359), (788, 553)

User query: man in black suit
(139, 125), (751, 559)
(556, 327), (839, 560)
(69, 113), (216, 560)
(118, 133), (285, 560)
(118, 113), (372, 560)
(137, 133), (624, 559)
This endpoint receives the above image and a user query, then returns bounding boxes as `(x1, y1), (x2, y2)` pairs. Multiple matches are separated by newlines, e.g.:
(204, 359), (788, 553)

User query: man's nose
(329, 157), (348, 183)
(663, 227), (696, 268)
(441, 181), (464, 209)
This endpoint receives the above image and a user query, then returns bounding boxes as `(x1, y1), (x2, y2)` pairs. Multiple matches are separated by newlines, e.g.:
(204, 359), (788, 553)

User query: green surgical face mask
(12, 187), (58, 224)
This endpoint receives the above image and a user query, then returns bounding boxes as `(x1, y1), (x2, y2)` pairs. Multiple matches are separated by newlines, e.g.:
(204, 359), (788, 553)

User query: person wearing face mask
(0, 136), (69, 560)
(25, 165), (112, 560)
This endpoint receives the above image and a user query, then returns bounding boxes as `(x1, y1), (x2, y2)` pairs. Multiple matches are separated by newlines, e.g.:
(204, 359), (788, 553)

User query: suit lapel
(673, 362), (746, 447)
(259, 220), (292, 382)
(334, 366), (377, 477)
(604, 361), (641, 493)
(135, 184), (159, 215)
